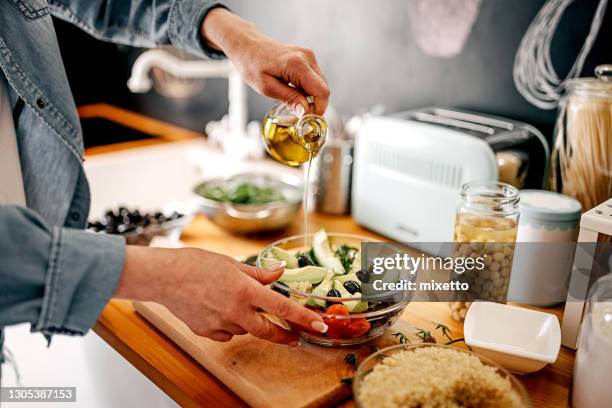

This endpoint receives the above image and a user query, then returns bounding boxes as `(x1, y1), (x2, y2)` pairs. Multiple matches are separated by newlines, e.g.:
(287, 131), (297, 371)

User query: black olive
(272, 282), (290, 297)
(118, 223), (137, 233)
(297, 255), (314, 267)
(343, 280), (361, 294)
(327, 289), (341, 298)
(356, 269), (371, 283)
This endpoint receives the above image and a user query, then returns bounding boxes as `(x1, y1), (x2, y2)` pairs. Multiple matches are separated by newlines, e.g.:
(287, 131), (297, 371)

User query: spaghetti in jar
(552, 64), (612, 212)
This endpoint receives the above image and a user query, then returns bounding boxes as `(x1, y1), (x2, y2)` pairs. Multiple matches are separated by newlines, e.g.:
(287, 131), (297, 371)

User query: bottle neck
(295, 114), (327, 153)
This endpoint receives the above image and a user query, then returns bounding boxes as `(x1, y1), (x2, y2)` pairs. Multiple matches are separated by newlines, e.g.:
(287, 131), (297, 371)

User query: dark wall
(56, 0), (611, 142)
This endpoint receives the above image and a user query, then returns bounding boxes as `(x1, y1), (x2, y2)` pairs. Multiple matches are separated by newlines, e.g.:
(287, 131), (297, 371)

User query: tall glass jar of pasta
(551, 64), (612, 212)
(449, 181), (520, 321)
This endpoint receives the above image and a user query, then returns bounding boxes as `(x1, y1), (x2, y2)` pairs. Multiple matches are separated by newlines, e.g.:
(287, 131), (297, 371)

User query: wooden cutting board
(134, 301), (416, 408)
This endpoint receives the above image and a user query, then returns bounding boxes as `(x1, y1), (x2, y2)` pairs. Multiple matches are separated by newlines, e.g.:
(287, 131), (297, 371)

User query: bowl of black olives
(87, 206), (192, 246)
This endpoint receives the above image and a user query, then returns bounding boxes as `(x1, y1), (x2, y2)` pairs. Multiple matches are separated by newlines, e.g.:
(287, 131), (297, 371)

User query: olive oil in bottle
(262, 103), (327, 166)
(262, 101), (328, 245)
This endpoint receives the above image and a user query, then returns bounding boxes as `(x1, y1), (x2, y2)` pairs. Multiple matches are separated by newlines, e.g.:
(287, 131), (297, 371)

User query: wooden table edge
(93, 300), (247, 408)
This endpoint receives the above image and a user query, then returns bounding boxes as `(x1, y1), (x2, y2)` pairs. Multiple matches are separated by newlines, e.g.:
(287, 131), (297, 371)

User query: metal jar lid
(565, 64), (612, 98)
(518, 190), (582, 223)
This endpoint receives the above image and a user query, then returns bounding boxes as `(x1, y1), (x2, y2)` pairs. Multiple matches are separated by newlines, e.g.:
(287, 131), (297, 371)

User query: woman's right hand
(114, 246), (328, 345)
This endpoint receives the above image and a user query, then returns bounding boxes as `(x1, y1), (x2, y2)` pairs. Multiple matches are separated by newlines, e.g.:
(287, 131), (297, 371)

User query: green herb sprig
(391, 332), (410, 344)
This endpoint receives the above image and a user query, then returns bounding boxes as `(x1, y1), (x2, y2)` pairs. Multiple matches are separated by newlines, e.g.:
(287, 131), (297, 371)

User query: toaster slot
(409, 111), (496, 135)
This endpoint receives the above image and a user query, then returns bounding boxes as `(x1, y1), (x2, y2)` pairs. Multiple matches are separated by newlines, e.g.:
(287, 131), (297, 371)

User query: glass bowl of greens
(257, 230), (411, 346)
(193, 172), (302, 234)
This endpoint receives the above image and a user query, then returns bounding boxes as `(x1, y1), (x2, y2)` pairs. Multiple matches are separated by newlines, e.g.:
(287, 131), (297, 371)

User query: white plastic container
(508, 190), (581, 305)
(464, 301), (561, 374)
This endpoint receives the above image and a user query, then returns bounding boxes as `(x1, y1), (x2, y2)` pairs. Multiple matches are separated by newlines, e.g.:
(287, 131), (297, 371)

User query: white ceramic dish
(464, 302), (561, 374)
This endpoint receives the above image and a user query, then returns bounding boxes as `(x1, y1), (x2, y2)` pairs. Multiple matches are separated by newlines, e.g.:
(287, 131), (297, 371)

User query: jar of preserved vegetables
(449, 181), (520, 321)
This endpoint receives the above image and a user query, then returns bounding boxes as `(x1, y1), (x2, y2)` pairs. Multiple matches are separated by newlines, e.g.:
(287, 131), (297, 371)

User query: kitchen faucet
(127, 48), (260, 159)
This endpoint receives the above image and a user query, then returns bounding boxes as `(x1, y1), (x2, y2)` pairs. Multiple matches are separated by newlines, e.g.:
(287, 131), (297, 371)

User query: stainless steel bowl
(193, 173), (302, 234)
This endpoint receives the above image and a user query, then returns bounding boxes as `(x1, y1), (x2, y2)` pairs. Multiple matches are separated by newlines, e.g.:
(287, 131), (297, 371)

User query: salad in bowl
(257, 229), (410, 346)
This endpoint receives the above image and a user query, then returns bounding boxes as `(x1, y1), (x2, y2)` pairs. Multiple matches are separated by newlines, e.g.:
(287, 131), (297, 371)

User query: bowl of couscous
(353, 343), (530, 408)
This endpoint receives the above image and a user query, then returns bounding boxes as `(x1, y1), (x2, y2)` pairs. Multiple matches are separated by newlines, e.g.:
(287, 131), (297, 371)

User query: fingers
(258, 76), (310, 117)
(280, 49), (330, 116)
(226, 324), (248, 335)
(240, 311), (299, 344)
(249, 284), (328, 334)
(296, 66), (330, 116)
(238, 261), (285, 284)
(209, 331), (234, 342)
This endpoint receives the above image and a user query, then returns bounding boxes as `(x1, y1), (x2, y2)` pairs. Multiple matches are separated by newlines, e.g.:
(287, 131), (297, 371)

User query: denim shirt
(0, 0), (226, 363)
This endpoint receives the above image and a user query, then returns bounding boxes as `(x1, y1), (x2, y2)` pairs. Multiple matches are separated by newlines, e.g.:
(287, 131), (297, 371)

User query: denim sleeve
(0, 205), (125, 338)
(48, 0), (228, 59)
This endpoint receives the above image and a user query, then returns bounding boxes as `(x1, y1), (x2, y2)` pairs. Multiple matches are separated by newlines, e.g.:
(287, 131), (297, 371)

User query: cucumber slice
(335, 273), (360, 284)
(312, 229), (345, 275)
(333, 280), (368, 313)
(260, 257), (282, 268)
(278, 266), (328, 284)
(307, 270), (335, 308)
(349, 250), (362, 273)
(269, 247), (299, 269)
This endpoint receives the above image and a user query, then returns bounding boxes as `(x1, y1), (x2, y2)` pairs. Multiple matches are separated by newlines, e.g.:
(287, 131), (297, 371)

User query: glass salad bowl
(256, 231), (411, 346)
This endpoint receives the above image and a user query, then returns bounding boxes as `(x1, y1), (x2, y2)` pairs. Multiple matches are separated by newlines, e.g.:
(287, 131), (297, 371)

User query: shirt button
(70, 212), (81, 221)
(36, 98), (46, 108)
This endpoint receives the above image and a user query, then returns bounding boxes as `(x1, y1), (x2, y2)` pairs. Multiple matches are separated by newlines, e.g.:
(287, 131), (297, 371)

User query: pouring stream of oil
(303, 152), (314, 248)
(261, 103), (326, 249)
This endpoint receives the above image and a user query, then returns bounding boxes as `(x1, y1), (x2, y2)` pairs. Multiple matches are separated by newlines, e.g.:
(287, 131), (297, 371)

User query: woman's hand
(201, 8), (330, 116)
(115, 246), (327, 345)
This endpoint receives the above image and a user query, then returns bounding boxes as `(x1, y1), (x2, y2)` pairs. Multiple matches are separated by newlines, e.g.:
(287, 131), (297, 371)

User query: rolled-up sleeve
(0, 205), (125, 338)
(48, 0), (229, 60)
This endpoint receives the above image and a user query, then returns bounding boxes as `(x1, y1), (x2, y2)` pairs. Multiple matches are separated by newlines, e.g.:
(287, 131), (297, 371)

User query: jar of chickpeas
(449, 182), (520, 321)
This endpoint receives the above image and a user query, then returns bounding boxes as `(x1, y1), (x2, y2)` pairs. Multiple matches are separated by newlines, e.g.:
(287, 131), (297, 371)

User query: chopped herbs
(416, 328), (436, 344)
(445, 338), (467, 346)
(335, 244), (358, 273)
(197, 182), (285, 205)
(344, 353), (359, 368)
(391, 332), (410, 344)
(434, 322), (453, 342)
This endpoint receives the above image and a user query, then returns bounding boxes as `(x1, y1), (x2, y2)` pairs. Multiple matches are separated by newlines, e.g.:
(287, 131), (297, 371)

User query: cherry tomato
(323, 304), (350, 337)
(326, 323), (345, 339)
(343, 318), (371, 338)
(325, 304), (349, 316)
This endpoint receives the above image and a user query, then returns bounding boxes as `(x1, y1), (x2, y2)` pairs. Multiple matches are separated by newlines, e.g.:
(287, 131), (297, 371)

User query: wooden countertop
(83, 107), (574, 407)
(94, 213), (575, 408)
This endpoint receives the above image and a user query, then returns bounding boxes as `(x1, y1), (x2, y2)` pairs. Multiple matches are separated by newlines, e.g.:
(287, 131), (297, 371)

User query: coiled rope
(513, 0), (608, 109)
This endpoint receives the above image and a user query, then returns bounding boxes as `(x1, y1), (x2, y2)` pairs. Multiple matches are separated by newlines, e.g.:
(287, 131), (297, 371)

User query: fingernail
(293, 104), (305, 118)
(289, 341), (301, 348)
(311, 321), (328, 333)
(266, 261), (286, 271)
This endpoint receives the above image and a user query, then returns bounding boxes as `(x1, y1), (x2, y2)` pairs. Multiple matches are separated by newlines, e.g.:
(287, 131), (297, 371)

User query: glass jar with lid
(449, 181), (520, 321)
(572, 273), (612, 408)
(262, 102), (327, 166)
(551, 64), (612, 211)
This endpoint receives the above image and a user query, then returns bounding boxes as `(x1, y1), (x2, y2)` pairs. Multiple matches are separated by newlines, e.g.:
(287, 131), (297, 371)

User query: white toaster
(352, 107), (549, 247)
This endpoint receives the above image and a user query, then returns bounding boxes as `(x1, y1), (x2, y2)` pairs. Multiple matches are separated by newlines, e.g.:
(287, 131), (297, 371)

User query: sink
(84, 139), (300, 218)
